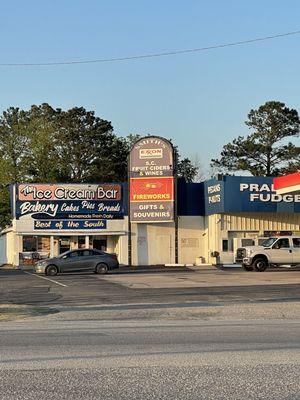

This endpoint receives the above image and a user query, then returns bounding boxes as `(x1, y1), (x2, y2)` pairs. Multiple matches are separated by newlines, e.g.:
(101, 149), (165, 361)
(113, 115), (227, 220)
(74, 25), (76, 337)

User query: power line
(1, 30), (300, 67)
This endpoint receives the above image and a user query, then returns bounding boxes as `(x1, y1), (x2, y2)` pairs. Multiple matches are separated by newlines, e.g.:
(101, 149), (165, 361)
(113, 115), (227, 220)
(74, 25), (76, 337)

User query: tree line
(211, 101), (300, 176)
(0, 103), (198, 228)
(1, 100), (300, 229)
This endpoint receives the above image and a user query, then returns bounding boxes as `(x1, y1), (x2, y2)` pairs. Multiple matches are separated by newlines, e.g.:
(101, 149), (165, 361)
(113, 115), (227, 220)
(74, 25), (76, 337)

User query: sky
(1, 0), (300, 175)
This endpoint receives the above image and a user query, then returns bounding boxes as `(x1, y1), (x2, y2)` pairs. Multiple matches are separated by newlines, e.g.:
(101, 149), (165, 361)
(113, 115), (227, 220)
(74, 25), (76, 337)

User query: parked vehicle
(34, 249), (119, 276)
(236, 236), (300, 272)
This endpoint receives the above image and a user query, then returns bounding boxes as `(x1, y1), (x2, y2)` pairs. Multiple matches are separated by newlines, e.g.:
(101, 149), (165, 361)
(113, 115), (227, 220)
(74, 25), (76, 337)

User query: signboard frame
(129, 136), (176, 223)
(204, 175), (300, 215)
(12, 182), (124, 233)
(128, 135), (178, 265)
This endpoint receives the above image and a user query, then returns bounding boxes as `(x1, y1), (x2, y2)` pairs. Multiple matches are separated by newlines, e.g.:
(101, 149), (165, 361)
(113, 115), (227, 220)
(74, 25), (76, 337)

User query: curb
(0, 264), (17, 270)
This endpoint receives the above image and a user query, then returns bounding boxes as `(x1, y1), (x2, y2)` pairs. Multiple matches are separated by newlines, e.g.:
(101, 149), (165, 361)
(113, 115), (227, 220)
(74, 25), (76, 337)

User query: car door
(78, 250), (95, 271)
(60, 251), (81, 272)
(270, 238), (293, 264)
(65, 250), (95, 272)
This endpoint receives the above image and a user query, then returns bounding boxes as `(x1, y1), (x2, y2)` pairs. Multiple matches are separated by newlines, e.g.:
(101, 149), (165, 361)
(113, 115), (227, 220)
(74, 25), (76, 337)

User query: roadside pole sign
(129, 136), (176, 223)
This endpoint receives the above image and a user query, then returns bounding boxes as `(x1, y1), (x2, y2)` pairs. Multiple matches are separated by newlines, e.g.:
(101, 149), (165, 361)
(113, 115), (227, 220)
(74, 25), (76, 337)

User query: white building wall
(0, 230), (16, 266)
(118, 217), (129, 265)
(0, 235), (6, 265)
(178, 216), (207, 264)
(131, 222), (175, 265)
(130, 216), (207, 265)
(13, 234), (22, 266)
(207, 214), (220, 263)
(147, 223), (175, 265)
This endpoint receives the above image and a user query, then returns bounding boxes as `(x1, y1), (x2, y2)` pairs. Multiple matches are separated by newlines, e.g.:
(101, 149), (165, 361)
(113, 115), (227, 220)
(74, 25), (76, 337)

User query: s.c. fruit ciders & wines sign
(129, 136), (175, 222)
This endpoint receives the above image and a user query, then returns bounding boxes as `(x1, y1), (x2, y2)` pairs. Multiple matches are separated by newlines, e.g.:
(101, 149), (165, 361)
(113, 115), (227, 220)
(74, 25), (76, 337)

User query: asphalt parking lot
(1, 266), (300, 400)
(1, 266), (300, 307)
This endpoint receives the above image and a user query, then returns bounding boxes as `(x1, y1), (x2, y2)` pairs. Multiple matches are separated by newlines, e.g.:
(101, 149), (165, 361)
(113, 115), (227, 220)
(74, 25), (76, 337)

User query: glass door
(93, 237), (107, 251)
(59, 237), (71, 254)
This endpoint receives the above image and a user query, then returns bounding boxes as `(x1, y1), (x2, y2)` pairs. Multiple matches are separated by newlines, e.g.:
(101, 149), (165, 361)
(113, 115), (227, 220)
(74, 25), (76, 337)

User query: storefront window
(93, 237), (107, 251)
(78, 236), (86, 249)
(222, 239), (229, 252)
(37, 237), (50, 252)
(23, 236), (37, 252)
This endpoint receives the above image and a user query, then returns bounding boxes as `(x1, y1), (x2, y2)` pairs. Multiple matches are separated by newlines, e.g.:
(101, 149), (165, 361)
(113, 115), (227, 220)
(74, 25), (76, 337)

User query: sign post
(128, 136), (177, 265)
(174, 150), (178, 264)
(127, 157), (132, 267)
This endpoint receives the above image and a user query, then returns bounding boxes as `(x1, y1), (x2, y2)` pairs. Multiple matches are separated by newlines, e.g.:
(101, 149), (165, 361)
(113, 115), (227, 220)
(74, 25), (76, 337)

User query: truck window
(261, 237), (277, 247)
(273, 239), (290, 249)
(292, 238), (300, 248)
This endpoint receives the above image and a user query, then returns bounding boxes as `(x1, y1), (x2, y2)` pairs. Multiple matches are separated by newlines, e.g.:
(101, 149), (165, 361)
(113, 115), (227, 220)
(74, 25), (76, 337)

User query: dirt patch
(93, 302), (299, 321)
(0, 304), (59, 321)
(43, 301), (300, 322)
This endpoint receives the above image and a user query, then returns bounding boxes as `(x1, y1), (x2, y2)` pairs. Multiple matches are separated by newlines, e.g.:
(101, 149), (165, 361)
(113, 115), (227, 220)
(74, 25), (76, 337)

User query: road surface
(0, 317), (299, 399)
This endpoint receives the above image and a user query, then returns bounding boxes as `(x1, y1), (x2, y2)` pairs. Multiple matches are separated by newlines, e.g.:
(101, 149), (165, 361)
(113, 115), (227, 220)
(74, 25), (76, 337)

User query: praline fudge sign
(129, 136), (175, 222)
(15, 183), (123, 221)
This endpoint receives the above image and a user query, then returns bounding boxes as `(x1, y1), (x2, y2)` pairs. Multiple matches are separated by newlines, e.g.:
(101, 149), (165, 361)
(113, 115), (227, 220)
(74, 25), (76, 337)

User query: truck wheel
(253, 258), (268, 272)
(242, 264), (253, 271)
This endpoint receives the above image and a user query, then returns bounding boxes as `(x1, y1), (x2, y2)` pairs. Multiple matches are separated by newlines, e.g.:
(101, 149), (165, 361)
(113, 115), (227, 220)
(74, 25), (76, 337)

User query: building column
(13, 234), (22, 267)
(50, 236), (55, 258)
(85, 236), (90, 249)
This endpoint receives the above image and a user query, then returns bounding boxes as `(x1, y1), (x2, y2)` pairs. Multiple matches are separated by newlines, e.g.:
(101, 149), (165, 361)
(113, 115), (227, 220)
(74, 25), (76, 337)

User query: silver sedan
(34, 249), (119, 276)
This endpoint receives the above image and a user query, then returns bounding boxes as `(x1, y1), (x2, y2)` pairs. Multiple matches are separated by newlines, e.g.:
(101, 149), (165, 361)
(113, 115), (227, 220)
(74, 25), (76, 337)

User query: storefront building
(1, 176), (300, 266)
(204, 175), (300, 263)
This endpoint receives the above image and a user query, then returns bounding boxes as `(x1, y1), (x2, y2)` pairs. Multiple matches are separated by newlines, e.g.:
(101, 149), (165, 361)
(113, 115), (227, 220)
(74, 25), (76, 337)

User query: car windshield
(260, 237), (278, 247)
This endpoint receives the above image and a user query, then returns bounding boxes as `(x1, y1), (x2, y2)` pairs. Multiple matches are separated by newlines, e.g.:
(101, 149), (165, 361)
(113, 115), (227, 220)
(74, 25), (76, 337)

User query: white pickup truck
(236, 236), (300, 272)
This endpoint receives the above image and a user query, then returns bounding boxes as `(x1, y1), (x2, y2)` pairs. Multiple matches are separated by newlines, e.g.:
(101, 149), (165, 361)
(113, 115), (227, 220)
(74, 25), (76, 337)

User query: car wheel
(253, 258), (268, 272)
(242, 264), (253, 271)
(46, 265), (58, 276)
(96, 263), (108, 275)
